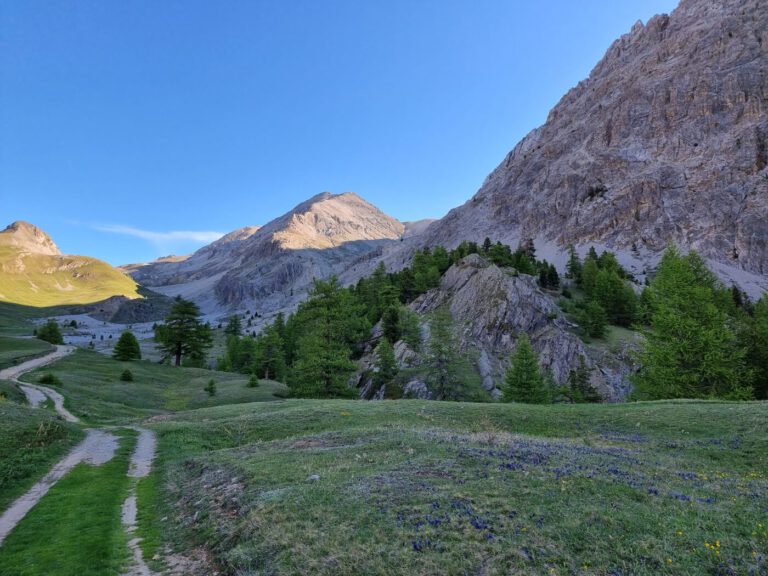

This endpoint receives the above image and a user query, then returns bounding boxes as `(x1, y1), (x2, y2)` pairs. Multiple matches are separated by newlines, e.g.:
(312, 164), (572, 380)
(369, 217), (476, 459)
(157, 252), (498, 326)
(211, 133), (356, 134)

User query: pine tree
(482, 237), (492, 253)
(579, 300), (608, 338)
(224, 315), (242, 337)
(425, 310), (462, 400)
(120, 368), (134, 382)
(744, 296), (768, 399)
(567, 357), (600, 403)
(113, 330), (142, 361)
(373, 338), (398, 389)
(204, 379), (217, 396)
(633, 248), (752, 400)
(503, 333), (550, 403)
(155, 297), (213, 366)
(382, 305), (401, 343)
(566, 245), (582, 281)
(399, 307), (422, 352)
(37, 320), (63, 345)
(287, 278), (359, 398)
(247, 374), (260, 388)
(254, 326), (287, 381)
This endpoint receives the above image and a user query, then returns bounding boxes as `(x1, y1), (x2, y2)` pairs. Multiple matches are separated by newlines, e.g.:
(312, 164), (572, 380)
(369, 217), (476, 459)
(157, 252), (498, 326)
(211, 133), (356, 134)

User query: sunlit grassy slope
(0, 245), (141, 307)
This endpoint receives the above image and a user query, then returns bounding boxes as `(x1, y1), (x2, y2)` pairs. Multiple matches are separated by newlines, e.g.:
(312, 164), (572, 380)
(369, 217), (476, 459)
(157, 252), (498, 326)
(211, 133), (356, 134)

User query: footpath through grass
(0, 336), (53, 370)
(0, 399), (84, 512)
(0, 430), (137, 576)
(147, 399), (768, 576)
(19, 348), (288, 425)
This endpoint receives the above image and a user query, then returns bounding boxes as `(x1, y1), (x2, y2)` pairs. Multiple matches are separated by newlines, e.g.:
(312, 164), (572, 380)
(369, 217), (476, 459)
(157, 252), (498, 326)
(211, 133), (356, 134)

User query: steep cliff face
(125, 192), (412, 314)
(422, 0), (768, 293)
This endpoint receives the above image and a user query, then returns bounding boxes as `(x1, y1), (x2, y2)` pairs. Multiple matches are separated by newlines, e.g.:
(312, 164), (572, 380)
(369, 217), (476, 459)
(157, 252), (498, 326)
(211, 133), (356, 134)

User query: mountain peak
(272, 191), (405, 250)
(0, 221), (61, 256)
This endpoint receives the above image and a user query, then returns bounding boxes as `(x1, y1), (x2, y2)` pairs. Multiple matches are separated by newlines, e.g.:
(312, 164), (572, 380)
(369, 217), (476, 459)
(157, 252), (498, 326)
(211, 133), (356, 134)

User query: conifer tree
(743, 295), (768, 399)
(113, 330), (142, 361)
(503, 333), (550, 403)
(224, 315), (242, 337)
(155, 297), (213, 366)
(566, 245), (582, 281)
(373, 338), (398, 389)
(254, 325), (287, 381)
(567, 357), (600, 403)
(37, 320), (63, 345)
(287, 278), (359, 398)
(425, 310), (462, 400)
(633, 248), (752, 399)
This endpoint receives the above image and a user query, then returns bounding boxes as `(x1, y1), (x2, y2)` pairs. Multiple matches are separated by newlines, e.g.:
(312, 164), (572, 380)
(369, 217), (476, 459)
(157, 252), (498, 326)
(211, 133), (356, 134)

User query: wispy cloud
(95, 224), (224, 246)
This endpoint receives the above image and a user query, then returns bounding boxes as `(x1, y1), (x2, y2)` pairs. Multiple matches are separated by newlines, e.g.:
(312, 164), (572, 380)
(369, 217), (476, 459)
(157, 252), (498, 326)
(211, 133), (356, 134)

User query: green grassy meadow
(17, 348), (288, 425)
(146, 399), (768, 575)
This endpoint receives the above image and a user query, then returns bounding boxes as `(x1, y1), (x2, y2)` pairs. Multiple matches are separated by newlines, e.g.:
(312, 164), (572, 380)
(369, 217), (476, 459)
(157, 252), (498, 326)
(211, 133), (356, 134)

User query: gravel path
(0, 428), (119, 545)
(0, 345), (79, 422)
(2, 343), (163, 573)
(121, 427), (158, 576)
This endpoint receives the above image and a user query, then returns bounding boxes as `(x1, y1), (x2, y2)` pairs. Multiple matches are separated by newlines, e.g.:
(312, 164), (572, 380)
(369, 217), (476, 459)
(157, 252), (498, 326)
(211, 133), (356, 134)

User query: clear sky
(1, 0), (678, 265)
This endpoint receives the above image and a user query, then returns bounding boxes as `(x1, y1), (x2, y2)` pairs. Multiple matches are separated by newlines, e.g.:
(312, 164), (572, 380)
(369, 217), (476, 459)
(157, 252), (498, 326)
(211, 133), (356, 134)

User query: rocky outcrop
(419, 0), (768, 296)
(356, 255), (632, 402)
(414, 255), (629, 400)
(0, 221), (61, 256)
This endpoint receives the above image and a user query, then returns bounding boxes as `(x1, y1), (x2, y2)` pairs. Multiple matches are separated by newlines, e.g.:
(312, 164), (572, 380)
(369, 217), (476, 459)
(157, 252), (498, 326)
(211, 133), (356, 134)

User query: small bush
(120, 369), (134, 382)
(204, 379), (217, 396)
(39, 373), (62, 386)
(247, 374), (260, 388)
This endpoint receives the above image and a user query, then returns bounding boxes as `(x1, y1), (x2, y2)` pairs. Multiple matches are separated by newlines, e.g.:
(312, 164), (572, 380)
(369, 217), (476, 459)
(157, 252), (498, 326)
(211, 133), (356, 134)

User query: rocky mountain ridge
(417, 0), (767, 296)
(125, 192), (421, 315)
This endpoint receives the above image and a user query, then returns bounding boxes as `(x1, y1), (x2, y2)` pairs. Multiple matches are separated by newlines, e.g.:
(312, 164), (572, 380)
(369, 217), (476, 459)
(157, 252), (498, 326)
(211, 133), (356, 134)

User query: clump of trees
(154, 297), (213, 366)
(633, 247), (765, 400)
(113, 331), (141, 361)
(560, 246), (638, 338)
(37, 320), (63, 345)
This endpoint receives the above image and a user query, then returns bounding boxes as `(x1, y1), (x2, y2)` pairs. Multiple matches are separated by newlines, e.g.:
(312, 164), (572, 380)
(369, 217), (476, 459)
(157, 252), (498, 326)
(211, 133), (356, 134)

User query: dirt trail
(0, 428), (119, 545)
(0, 345), (79, 422)
(121, 427), (158, 576)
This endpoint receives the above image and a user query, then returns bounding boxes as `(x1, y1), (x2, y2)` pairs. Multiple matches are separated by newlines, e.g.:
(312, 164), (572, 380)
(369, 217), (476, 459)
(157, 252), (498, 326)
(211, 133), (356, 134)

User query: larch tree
(503, 333), (550, 404)
(154, 297), (213, 366)
(113, 330), (141, 361)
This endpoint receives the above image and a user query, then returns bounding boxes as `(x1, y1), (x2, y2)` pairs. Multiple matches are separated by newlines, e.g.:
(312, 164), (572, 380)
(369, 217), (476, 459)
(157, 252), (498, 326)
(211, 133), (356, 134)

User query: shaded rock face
(0, 221), (61, 256)
(125, 192), (412, 315)
(412, 255), (625, 397)
(422, 0), (768, 289)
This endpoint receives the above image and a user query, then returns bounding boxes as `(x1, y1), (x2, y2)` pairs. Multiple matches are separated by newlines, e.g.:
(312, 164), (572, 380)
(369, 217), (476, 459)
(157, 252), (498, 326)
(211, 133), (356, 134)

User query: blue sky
(1, 0), (678, 265)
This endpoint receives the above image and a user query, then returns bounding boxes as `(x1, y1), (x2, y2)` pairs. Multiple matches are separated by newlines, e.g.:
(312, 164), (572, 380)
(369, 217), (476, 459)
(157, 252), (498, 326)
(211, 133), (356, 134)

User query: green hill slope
(0, 221), (140, 307)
